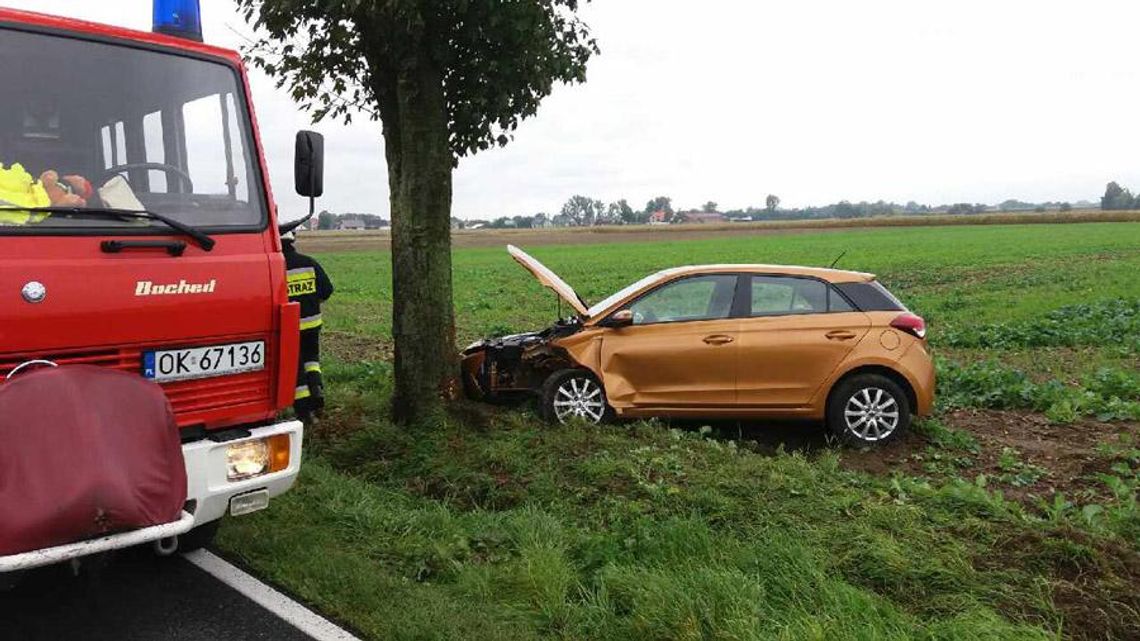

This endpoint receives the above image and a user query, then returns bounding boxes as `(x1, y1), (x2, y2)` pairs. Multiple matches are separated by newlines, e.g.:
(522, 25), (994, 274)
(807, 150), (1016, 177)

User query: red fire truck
(0, 3), (318, 574)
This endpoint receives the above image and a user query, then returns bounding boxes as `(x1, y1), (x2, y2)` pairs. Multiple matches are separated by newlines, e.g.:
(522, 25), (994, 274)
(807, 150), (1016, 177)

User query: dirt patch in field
(323, 330), (392, 362)
(980, 528), (1140, 641)
(296, 211), (1140, 254)
(841, 409), (1138, 503)
(297, 224), (836, 253)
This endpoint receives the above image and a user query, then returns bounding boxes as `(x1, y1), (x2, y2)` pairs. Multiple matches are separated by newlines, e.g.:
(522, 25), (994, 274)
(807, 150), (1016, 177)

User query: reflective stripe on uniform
(294, 385), (311, 400)
(287, 267), (317, 297)
(304, 361), (321, 373)
(299, 313), (322, 330)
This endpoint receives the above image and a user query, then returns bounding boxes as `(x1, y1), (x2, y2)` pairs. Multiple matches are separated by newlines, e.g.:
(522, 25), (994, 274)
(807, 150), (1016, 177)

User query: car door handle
(703, 334), (735, 345)
(825, 330), (857, 341)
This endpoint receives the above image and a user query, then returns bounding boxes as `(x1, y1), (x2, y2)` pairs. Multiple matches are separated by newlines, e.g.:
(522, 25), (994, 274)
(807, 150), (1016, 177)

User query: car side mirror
(605, 309), (634, 328)
(294, 130), (324, 200)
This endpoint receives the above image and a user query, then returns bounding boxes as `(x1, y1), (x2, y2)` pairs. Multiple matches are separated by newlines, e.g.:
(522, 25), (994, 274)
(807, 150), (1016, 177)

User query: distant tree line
(315, 211), (391, 229)
(467, 195), (678, 228)
(324, 187), (1102, 232)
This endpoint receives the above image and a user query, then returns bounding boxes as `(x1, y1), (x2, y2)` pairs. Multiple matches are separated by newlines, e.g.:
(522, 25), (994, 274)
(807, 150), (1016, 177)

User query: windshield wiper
(0, 206), (215, 251)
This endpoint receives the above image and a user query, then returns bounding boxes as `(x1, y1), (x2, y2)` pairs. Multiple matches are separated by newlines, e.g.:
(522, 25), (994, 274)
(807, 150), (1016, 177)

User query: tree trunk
(383, 53), (458, 425)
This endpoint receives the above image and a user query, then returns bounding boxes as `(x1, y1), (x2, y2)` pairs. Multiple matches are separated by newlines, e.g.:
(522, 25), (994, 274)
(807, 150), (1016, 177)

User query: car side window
(628, 275), (737, 325)
(751, 276), (828, 316)
(829, 287), (856, 312)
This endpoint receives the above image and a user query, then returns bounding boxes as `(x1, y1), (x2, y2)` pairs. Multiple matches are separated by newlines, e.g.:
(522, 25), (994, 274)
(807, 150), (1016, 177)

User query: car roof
(660, 264), (876, 283)
(583, 263), (876, 321)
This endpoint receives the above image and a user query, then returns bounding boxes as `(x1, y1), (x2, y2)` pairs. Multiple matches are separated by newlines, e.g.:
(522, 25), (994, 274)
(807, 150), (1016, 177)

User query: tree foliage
(1102, 181), (1136, 211)
(238, 0), (598, 158)
(608, 199), (636, 224)
(561, 195), (605, 226)
(765, 194), (780, 212)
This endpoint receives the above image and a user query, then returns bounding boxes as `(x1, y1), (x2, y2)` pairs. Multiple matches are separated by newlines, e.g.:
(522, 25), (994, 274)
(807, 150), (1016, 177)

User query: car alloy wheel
(843, 387), (900, 442)
(552, 376), (606, 424)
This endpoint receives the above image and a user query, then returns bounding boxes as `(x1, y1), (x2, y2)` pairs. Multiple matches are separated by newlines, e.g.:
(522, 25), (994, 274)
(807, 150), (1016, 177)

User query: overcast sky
(15, 0), (1140, 221)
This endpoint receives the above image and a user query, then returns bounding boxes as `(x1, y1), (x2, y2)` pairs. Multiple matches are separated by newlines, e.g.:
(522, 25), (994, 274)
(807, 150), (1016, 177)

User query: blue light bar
(153, 0), (203, 42)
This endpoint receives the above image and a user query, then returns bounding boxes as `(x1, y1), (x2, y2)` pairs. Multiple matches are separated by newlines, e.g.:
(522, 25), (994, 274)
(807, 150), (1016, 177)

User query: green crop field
(221, 222), (1140, 640)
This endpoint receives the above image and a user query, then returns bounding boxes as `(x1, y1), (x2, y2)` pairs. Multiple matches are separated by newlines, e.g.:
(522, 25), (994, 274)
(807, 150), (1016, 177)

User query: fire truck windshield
(0, 27), (266, 233)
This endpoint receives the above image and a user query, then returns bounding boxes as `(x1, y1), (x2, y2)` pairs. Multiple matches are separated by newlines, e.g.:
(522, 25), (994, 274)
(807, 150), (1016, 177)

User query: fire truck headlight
(226, 435), (291, 481)
(226, 440), (269, 481)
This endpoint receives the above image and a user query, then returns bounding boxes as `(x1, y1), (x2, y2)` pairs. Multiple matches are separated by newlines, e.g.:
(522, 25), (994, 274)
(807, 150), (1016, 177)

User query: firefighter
(280, 218), (334, 422)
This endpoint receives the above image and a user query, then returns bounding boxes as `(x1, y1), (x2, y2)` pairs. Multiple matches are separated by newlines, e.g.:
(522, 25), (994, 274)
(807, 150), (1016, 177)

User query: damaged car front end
(461, 321), (584, 402)
(459, 245), (617, 411)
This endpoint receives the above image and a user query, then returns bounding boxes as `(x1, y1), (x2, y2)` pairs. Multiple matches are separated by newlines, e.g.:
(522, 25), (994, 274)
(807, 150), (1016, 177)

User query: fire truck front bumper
(184, 418), (305, 526)
(0, 419), (303, 574)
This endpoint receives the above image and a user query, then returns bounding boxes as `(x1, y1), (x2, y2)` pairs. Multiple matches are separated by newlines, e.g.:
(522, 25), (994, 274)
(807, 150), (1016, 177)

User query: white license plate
(143, 341), (265, 382)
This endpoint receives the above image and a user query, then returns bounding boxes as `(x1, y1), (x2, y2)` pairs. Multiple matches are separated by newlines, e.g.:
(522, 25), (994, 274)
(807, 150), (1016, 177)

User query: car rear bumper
(0, 419), (303, 573)
(898, 342), (936, 415)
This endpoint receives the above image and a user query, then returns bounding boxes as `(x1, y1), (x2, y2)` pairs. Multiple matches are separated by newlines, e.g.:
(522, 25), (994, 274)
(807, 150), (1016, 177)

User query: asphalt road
(0, 549), (316, 641)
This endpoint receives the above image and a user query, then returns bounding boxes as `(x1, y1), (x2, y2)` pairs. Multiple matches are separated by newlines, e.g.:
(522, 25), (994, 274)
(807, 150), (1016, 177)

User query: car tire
(540, 369), (611, 425)
(826, 373), (911, 446)
(177, 519), (221, 553)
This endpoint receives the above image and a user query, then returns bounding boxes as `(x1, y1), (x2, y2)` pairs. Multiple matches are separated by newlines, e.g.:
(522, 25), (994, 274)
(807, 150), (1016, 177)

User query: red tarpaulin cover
(0, 365), (187, 556)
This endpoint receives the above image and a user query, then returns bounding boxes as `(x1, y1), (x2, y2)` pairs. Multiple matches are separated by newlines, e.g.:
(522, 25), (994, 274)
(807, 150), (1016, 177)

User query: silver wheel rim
(843, 387), (899, 442)
(552, 376), (606, 424)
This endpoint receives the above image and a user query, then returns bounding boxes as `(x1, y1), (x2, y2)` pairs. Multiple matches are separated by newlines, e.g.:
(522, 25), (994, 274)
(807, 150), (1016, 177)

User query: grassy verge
(218, 222), (1140, 640)
(220, 402), (1138, 640)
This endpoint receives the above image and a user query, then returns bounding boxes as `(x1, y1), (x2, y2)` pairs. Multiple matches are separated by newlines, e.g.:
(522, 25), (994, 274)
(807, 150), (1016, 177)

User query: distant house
(648, 210), (670, 224)
(451, 217), (465, 230)
(338, 218), (366, 231)
(679, 211), (726, 224)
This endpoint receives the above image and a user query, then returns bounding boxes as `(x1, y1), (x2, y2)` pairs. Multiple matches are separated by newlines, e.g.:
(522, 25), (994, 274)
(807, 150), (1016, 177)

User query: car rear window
(833, 281), (907, 311)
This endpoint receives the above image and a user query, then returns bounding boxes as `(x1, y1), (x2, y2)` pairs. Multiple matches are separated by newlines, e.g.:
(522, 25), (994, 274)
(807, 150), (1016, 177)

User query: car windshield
(587, 268), (684, 317)
(0, 28), (264, 232)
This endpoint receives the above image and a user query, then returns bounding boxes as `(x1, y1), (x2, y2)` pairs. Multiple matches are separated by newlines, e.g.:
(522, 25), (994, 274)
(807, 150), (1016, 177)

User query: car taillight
(890, 312), (926, 339)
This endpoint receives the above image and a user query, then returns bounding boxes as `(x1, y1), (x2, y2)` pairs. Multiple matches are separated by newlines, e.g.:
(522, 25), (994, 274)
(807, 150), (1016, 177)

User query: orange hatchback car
(462, 246), (935, 445)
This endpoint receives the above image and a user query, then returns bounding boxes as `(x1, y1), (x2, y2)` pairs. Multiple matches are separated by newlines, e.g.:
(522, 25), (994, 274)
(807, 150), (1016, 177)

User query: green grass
(224, 427), (1058, 640)
(218, 221), (1140, 640)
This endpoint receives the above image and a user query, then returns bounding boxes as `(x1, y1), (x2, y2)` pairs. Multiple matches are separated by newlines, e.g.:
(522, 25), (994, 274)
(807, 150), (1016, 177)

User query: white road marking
(182, 550), (361, 641)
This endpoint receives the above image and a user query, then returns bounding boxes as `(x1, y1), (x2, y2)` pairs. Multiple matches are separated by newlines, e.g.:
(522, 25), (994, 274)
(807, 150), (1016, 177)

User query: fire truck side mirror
(294, 131), (324, 199)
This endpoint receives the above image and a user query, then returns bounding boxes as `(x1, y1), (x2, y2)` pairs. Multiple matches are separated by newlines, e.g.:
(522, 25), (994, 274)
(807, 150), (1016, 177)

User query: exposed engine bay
(462, 316), (584, 400)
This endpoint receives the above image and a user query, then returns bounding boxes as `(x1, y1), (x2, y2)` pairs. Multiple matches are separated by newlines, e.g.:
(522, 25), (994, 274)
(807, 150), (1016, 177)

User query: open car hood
(507, 245), (589, 316)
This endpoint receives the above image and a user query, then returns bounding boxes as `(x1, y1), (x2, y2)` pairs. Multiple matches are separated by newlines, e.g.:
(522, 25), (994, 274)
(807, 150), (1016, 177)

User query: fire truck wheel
(178, 519), (221, 553)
